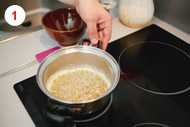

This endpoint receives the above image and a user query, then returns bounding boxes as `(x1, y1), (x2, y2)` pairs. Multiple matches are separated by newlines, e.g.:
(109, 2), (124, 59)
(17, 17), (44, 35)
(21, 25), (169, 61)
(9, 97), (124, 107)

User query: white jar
(119, 0), (154, 28)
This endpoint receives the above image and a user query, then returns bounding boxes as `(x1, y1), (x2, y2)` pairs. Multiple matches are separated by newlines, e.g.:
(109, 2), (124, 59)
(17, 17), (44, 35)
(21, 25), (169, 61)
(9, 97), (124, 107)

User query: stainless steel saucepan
(36, 39), (120, 122)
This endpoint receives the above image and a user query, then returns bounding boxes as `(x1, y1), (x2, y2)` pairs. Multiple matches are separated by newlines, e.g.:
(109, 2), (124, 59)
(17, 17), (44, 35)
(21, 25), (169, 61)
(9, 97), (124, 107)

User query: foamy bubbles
(46, 67), (111, 102)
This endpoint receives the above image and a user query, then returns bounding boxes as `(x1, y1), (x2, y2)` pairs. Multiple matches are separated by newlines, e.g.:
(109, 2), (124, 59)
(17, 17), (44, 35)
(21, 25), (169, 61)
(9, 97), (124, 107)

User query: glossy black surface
(118, 42), (190, 95)
(14, 24), (190, 127)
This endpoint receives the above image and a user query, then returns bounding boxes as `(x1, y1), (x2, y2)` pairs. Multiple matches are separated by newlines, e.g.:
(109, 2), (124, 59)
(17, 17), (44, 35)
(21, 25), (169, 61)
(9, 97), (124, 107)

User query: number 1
(12, 11), (16, 20)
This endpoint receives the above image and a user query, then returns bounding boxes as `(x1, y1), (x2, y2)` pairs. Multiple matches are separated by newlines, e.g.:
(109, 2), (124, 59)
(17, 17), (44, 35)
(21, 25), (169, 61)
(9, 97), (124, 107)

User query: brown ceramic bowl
(42, 8), (87, 46)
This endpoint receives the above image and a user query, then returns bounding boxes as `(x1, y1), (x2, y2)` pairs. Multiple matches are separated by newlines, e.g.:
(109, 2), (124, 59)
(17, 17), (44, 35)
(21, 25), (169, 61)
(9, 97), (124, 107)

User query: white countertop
(0, 17), (189, 127)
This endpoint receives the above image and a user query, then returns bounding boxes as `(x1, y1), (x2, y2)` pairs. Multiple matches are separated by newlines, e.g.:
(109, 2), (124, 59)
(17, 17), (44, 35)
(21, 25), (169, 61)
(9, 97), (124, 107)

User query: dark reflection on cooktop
(119, 41), (190, 95)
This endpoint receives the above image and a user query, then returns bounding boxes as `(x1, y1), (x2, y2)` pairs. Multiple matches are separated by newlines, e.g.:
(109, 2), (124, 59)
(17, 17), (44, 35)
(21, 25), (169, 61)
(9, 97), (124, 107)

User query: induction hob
(14, 24), (190, 127)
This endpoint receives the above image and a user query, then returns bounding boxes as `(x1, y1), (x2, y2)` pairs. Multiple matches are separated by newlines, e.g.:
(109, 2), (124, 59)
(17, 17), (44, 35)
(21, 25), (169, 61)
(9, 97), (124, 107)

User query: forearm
(58, 0), (76, 7)
(58, 0), (99, 8)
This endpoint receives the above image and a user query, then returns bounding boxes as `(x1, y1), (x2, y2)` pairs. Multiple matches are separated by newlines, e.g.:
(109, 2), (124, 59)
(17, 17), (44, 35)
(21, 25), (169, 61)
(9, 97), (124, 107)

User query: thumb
(87, 22), (98, 44)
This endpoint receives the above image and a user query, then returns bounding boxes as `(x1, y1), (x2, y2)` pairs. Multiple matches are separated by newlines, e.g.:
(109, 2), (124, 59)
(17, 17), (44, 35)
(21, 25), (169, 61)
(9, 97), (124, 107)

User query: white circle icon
(4, 5), (26, 26)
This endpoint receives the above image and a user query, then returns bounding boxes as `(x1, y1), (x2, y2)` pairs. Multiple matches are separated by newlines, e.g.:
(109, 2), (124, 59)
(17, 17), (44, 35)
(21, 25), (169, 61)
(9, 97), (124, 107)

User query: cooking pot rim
(36, 45), (120, 104)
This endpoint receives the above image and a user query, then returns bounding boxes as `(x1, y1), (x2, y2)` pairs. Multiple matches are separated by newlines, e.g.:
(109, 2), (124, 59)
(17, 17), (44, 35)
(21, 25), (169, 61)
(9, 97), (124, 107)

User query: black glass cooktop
(14, 24), (190, 127)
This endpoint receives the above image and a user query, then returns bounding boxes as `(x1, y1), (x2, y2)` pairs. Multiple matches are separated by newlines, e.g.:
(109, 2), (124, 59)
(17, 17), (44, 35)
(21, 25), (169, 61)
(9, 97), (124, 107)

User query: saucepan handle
(79, 38), (102, 49)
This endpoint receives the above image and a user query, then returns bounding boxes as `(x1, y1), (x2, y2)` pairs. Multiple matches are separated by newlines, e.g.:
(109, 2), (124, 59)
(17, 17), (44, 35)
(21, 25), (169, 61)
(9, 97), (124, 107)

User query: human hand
(75, 0), (112, 50)
(58, 0), (112, 50)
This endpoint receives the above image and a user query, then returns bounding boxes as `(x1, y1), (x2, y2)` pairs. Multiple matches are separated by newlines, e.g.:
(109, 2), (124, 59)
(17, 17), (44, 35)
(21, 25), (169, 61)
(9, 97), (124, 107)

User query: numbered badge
(4, 5), (26, 26)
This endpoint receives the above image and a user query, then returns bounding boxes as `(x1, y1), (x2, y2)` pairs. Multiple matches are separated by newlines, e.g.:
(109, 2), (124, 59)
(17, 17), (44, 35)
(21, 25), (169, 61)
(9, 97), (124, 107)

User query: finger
(87, 22), (98, 44)
(102, 27), (111, 50)
(102, 40), (108, 51)
(98, 30), (103, 43)
(98, 30), (104, 49)
(83, 42), (89, 46)
(98, 22), (108, 31)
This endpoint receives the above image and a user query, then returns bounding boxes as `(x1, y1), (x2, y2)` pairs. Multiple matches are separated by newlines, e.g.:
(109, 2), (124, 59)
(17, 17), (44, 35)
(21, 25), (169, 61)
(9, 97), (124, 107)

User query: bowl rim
(42, 7), (86, 33)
